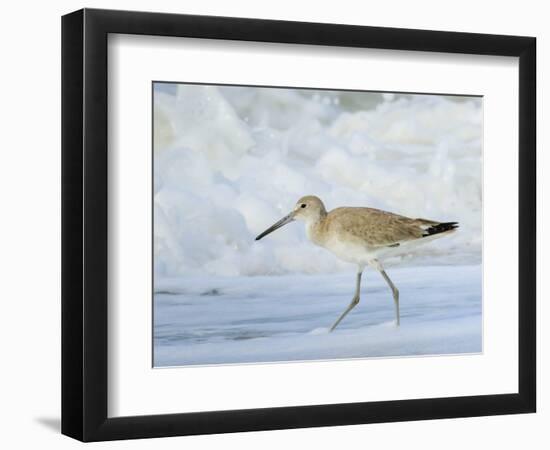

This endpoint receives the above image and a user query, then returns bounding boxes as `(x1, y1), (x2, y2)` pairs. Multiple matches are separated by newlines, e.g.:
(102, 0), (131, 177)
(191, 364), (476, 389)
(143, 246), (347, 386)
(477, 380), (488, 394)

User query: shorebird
(255, 195), (458, 332)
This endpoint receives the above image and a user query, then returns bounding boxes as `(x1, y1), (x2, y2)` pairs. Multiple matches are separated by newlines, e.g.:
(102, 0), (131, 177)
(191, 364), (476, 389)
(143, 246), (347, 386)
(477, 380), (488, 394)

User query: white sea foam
(153, 84), (482, 279)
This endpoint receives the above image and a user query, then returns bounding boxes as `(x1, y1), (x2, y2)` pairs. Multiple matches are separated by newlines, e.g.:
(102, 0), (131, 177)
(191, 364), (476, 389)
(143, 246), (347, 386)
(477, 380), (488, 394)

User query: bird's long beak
(255, 212), (295, 241)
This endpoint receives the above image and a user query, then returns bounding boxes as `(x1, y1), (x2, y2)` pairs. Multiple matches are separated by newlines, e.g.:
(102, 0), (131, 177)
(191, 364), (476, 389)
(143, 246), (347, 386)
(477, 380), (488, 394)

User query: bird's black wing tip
(423, 221), (459, 237)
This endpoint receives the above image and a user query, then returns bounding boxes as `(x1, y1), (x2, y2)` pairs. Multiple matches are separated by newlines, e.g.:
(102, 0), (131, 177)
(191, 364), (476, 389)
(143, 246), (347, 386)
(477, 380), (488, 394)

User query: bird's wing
(326, 207), (439, 248)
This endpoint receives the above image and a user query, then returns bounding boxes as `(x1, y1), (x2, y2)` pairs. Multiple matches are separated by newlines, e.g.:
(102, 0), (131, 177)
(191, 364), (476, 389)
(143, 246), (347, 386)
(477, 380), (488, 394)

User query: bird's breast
(306, 221), (375, 265)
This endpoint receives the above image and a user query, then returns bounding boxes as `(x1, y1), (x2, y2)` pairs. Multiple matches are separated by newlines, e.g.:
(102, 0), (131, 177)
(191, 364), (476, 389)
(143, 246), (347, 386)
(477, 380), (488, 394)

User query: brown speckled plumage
(312, 206), (445, 248)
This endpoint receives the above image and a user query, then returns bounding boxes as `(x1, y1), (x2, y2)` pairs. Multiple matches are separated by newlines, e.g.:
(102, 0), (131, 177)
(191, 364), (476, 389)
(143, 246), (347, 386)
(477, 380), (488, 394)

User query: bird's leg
(330, 270), (363, 332)
(372, 260), (400, 326)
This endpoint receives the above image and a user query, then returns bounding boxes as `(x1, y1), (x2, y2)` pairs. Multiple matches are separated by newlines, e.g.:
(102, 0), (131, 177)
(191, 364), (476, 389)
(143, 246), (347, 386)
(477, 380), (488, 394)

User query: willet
(255, 195), (458, 332)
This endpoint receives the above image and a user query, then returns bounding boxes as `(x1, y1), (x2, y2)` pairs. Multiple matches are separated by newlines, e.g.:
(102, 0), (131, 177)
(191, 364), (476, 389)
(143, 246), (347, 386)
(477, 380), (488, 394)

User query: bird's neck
(305, 214), (327, 246)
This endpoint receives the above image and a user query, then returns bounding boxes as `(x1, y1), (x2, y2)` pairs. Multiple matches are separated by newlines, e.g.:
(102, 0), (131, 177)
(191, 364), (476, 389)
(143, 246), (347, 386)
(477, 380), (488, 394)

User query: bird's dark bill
(255, 213), (295, 241)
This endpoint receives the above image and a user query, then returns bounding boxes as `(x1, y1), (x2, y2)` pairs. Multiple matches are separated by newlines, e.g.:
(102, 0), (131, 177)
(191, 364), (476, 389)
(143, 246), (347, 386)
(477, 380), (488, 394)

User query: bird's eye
(301, 204), (307, 208)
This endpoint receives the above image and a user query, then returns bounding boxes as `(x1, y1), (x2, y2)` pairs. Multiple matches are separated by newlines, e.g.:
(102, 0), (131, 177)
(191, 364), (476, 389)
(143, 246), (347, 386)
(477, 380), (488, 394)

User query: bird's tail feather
(422, 221), (459, 237)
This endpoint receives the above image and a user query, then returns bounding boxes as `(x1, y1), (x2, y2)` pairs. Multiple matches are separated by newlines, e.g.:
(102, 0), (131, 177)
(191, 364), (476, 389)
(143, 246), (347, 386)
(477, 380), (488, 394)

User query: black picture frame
(61, 8), (536, 442)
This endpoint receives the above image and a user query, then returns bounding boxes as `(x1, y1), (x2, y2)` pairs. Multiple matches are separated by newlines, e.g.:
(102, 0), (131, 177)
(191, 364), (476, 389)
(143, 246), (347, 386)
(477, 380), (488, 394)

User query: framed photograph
(61, 8), (536, 442)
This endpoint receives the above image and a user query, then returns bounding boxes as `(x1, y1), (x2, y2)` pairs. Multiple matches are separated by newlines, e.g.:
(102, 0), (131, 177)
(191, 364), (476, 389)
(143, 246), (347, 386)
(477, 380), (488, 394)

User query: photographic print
(153, 82), (482, 367)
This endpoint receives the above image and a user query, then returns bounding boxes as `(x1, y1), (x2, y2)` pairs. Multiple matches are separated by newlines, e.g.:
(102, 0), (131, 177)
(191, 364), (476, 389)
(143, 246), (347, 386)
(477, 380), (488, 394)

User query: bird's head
(292, 195), (327, 223)
(255, 195), (326, 241)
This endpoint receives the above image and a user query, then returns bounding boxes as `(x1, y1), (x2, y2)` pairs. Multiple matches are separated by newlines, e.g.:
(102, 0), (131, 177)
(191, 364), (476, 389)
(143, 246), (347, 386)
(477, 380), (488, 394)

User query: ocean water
(152, 83), (482, 367)
(154, 265), (481, 367)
